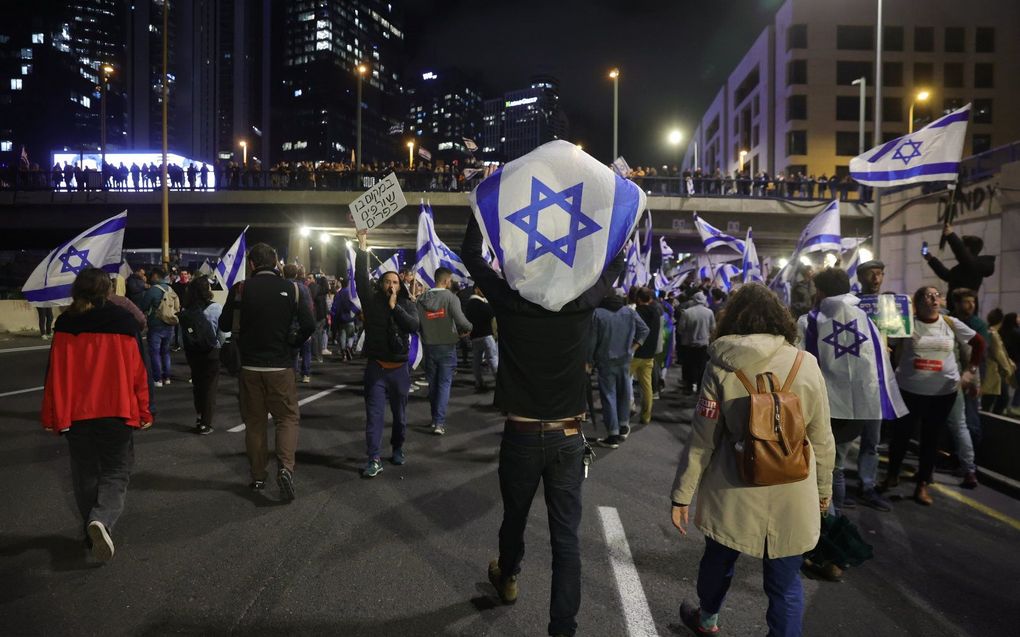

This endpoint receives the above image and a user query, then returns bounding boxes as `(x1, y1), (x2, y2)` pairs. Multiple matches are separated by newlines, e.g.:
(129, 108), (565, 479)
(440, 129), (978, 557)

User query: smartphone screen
(921, 241), (929, 256)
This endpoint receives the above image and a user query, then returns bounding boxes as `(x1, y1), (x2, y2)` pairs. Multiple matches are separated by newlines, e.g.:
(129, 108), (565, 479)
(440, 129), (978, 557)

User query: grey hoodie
(678, 291), (715, 347)
(416, 287), (472, 346)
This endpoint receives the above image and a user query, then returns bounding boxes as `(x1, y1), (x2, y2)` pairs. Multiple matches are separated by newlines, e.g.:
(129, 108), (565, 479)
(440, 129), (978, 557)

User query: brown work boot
(914, 481), (934, 506)
(488, 559), (518, 604)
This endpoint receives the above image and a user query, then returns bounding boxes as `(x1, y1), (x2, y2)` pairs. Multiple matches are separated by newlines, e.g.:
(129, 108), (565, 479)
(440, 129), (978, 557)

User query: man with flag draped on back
(465, 140), (643, 637)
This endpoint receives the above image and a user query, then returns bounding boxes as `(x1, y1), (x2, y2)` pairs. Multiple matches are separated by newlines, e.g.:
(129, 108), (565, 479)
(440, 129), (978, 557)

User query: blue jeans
(596, 362), (631, 436)
(294, 338), (311, 376)
(857, 419), (883, 492)
(471, 336), (498, 386)
(697, 538), (804, 637)
(498, 428), (584, 637)
(363, 360), (410, 460)
(963, 392), (982, 451)
(424, 344), (456, 425)
(147, 325), (174, 381)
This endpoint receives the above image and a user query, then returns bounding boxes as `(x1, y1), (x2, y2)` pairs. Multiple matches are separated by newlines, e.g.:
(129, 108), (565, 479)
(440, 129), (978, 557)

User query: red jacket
(41, 303), (152, 432)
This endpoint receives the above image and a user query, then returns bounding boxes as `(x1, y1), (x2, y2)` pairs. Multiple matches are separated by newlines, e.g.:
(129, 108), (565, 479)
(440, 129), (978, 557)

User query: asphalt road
(1, 334), (1018, 637)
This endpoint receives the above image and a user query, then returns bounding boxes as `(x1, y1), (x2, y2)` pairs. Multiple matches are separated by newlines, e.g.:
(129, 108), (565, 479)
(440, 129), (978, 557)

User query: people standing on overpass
(416, 267), (472, 436)
(219, 243), (316, 499)
(355, 229), (420, 478)
(462, 213), (626, 637)
(139, 267), (179, 387)
(671, 283), (834, 637)
(42, 267), (152, 562)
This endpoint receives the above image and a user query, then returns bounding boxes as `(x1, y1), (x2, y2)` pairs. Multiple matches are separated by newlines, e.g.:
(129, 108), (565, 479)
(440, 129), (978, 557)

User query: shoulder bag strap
(781, 350), (806, 392)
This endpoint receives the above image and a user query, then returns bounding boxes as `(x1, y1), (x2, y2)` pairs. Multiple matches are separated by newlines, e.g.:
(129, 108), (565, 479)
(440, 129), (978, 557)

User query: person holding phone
(923, 224), (995, 313)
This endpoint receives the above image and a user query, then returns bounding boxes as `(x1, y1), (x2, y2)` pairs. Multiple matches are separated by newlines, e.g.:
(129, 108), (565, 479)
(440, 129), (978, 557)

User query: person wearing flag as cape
(355, 229), (420, 478)
(464, 140), (639, 637)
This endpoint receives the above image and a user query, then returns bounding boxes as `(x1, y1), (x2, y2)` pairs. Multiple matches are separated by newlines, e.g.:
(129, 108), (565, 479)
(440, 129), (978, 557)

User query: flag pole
(871, 0), (884, 260)
(160, 0), (171, 270)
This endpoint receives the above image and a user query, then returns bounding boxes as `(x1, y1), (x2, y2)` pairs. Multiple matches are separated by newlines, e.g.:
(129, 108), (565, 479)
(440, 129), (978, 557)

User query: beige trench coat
(671, 334), (835, 558)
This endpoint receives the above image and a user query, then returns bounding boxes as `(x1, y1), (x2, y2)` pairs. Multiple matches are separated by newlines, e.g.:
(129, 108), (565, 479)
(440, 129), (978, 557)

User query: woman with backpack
(669, 283), (835, 637)
(181, 275), (223, 435)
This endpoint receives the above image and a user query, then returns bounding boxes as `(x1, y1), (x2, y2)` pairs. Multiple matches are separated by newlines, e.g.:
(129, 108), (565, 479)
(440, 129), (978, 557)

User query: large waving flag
(659, 236), (674, 261)
(346, 243), (362, 311)
(468, 140), (646, 311)
(23, 211), (127, 307)
(414, 203), (470, 287)
(371, 250), (403, 280)
(714, 263), (741, 292)
(851, 104), (970, 187)
(742, 228), (764, 283)
(794, 201), (842, 254)
(215, 227), (247, 289)
(694, 213), (745, 254)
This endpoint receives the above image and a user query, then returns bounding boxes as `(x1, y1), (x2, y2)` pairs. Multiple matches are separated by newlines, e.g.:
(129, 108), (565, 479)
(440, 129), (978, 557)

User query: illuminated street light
(823, 253), (838, 268)
(908, 89), (931, 134)
(356, 64), (368, 169)
(609, 68), (619, 160)
(859, 247), (874, 263)
(667, 129), (683, 146)
(738, 149), (748, 171)
(778, 257), (789, 269)
(239, 140), (248, 167)
(799, 255), (813, 267)
(319, 232), (331, 244)
(407, 140), (415, 168)
(299, 226), (311, 238)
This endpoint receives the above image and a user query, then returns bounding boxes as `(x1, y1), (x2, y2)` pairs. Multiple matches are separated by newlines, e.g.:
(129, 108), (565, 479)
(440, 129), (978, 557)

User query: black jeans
(889, 390), (957, 483)
(186, 349), (221, 427)
(64, 418), (135, 534)
(37, 307), (53, 335)
(498, 427), (584, 637)
(680, 345), (709, 392)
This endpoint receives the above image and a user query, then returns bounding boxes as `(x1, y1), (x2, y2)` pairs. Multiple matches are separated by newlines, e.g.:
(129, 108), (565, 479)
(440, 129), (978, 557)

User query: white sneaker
(321, 349), (332, 355)
(87, 520), (115, 562)
(154, 380), (163, 388)
(302, 375), (311, 383)
(227, 423), (246, 433)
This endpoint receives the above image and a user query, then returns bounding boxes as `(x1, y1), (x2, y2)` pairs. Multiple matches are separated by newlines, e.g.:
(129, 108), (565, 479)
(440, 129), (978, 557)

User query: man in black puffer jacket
(355, 229), (421, 478)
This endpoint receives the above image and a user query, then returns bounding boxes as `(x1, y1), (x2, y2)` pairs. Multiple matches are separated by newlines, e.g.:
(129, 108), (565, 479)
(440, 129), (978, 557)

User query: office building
(482, 75), (569, 161)
(682, 0), (1020, 180)
(405, 69), (484, 161)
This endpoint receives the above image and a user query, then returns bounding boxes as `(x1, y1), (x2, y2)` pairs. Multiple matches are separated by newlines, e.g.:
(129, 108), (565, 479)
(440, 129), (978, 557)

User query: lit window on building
(294, 88), (303, 97)
(10, 78), (23, 90)
(21, 48), (32, 60)
(32, 33), (44, 44)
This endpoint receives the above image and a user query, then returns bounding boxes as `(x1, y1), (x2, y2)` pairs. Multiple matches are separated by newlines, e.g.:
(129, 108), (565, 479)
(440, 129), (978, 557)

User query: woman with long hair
(670, 283), (835, 636)
(182, 275), (223, 435)
(41, 268), (152, 562)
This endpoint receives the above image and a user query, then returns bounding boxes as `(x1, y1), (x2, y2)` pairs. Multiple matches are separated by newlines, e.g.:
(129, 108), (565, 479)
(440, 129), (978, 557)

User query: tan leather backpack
(733, 351), (811, 486)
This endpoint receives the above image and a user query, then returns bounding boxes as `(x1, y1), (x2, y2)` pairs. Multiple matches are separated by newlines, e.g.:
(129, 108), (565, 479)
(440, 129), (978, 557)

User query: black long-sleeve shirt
(927, 232), (995, 312)
(461, 215), (626, 419)
(354, 247), (419, 363)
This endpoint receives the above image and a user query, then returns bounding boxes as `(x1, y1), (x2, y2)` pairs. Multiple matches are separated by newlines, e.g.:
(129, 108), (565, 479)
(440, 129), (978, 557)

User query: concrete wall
(879, 160), (1020, 312)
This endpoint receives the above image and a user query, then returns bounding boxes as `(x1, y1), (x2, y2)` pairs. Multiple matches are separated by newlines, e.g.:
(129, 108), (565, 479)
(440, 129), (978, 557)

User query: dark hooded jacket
(354, 248), (419, 362)
(928, 232), (995, 312)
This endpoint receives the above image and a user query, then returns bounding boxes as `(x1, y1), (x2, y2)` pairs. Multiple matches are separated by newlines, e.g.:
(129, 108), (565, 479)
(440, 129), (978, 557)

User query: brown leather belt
(505, 418), (582, 435)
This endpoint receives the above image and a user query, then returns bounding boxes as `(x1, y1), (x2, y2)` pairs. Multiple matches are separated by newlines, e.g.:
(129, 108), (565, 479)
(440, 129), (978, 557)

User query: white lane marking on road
(0, 386), (44, 398)
(598, 506), (659, 637)
(0, 345), (51, 354)
(298, 384), (347, 407)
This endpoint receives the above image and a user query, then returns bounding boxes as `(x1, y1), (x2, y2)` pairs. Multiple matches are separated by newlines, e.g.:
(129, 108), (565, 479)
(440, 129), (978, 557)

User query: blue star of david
(821, 318), (870, 359)
(505, 177), (602, 267)
(57, 245), (92, 275)
(891, 140), (923, 165)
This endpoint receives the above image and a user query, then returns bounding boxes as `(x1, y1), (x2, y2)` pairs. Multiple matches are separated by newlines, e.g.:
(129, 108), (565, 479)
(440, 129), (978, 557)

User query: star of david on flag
(468, 140), (646, 311)
(23, 211), (127, 307)
(215, 227), (247, 290)
(822, 318), (870, 358)
(850, 104), (970, 187)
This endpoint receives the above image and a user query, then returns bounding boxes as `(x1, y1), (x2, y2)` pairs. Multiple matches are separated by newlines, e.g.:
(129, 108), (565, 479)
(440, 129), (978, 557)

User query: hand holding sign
(350, 172), (408, 230)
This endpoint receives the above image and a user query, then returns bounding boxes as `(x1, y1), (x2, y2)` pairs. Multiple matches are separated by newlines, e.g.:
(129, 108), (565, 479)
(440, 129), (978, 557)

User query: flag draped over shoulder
(215, 227), (247, 290)
(850, 104), (970, 187)
(742, 228), (763, 283)
(794, 200), (842, 254)
(414, 203), (470, 287)
(23, 211), (127, 307)
(468, 140), (645, 311)
(694, 213), (745, 254)
(800, 295), (908, 420)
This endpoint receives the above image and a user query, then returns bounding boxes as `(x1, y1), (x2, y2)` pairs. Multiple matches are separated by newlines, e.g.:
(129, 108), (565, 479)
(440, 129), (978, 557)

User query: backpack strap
(734, 369), (757, 394)
(781, 351), (806, 392)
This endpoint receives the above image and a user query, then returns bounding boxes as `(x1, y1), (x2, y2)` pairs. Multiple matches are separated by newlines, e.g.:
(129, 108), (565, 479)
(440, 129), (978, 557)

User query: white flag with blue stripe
(215, 227), (247, 289)
(850, 104), (970, 187)
(345, 243), (363, 312)
(414, 203), (470, 287)
(408, 332), (424, 369)
(23, 211), (127, 307)
(659, 236), (674, 260)
(795, 201), (842, 254)
(468, 140), (646, 311)
(742, 228), (764, 283)
(371, 251), (403, 280)
(714, 263), (741, 292)
(694, 213), (745, 254)
(845, 248), (862, 294)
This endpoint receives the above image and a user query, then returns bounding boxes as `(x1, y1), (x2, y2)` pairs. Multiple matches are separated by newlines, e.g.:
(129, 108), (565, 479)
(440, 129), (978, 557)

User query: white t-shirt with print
(895, 316), (975, 396)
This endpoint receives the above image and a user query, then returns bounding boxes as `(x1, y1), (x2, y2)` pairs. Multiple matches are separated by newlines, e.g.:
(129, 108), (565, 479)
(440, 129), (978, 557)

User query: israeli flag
(677, 254), (714, 276)
(714, 263), (741, 292)
(215, 227), (247, 290)
(742, 228), (764, 284)
(799, 295), (908, 420)
(408, 332), (424, 370)
(694, 213), (745, 254)
(850, 104), (970, 187)
(795, 201), (842, 254)
(371, 251), (403, 280)
(468, 140), (646, 311)
(845, 248), (862, 294)
(415, 203), (470, 287)
(346, 243), (362, 312)
(118, 259), (133, 280)
(659, 236), (674, 260)
(197, 259), (214, 277)
(23, 211), (127, 307)
(622, 241), (642, 290)
(612, 156), (632, 177)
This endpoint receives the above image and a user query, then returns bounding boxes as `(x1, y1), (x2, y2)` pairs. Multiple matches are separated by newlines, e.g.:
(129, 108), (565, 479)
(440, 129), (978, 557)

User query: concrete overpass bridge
(0, 189), (874, 273)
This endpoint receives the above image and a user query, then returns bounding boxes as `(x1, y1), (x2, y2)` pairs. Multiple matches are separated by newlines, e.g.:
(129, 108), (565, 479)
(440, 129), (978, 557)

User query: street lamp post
(160, 0), (170, 270)
(738, 149), (748, 172)
(240, 140), (248, 168)
(871, 0), (884, 260)
(851, 77), (866, 154)
(407, 141), (415, 169)
(908, 89), (931, 133)
(356, 64), (367, 171)
(100, 64), (113, 184)
(609, 69), (619, 160)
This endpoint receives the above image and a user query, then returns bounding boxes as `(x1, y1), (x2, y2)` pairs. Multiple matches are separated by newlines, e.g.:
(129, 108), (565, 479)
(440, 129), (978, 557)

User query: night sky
(404, 0), (784, 166)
